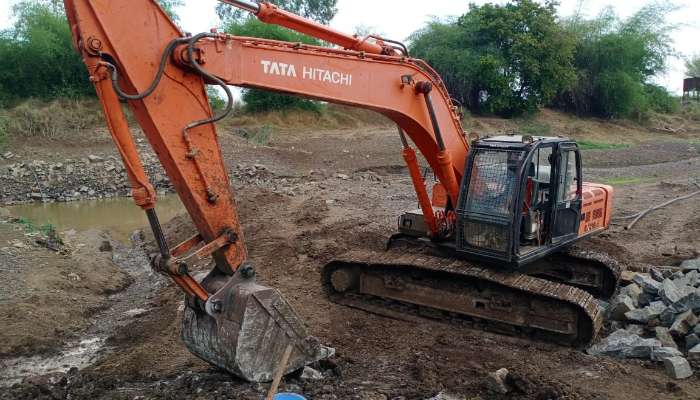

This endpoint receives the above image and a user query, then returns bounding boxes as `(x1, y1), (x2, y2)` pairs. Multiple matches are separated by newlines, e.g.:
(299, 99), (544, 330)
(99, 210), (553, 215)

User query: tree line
(0, 0), (696, 121)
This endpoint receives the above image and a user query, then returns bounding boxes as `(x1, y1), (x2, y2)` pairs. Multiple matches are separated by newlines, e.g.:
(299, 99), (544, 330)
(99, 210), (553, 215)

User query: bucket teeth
(181, 279), (333, 382)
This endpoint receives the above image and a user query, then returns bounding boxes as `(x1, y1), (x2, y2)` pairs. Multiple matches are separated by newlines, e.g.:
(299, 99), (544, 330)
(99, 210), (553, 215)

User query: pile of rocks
(0, 153), (170, 203)
(590, 258), (700, 379)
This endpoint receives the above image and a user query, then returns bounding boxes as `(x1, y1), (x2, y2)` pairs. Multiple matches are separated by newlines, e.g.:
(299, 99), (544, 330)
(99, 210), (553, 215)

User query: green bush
(645, 84), (680, 114)
(242, 89), (322, 114)
(0, 1), (94, 106)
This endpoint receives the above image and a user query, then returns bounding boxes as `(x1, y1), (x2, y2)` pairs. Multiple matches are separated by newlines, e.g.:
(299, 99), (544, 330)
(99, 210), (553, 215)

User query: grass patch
(602, 176), (657, 186)
(577, 140), (630, 150)
(2, 98), (104, 138)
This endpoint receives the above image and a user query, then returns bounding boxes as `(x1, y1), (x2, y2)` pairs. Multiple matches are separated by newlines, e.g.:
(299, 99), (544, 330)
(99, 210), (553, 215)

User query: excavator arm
(63, 0), (469, 381)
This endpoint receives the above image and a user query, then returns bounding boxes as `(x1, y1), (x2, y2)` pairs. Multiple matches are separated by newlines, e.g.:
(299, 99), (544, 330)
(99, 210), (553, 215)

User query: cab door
(551, 144), (582, 244)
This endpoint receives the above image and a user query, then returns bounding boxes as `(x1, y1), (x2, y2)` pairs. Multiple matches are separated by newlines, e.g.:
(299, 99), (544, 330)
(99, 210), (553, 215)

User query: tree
(411, 0), (575, 117)
(157, 0), (184, 22)
(558, 2), (678, 118)
(687, 54), (700, 78)
(216, 0), (337, 25)
(0, 0), (93, 106)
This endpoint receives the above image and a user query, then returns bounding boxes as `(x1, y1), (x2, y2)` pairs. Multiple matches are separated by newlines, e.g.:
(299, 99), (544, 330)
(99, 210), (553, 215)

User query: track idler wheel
(181, 266), (334, 382)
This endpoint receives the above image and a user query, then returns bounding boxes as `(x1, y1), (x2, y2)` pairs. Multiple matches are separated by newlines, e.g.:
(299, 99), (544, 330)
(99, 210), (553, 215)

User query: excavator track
(323, 247), (610, 346)
(526, 244), (624, 299)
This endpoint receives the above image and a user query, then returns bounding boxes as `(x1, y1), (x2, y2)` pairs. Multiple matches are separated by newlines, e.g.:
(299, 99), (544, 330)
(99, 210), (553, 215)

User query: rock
(124, 308), (148, 317)
(670, 310), (699, 336)
(659, 279), (695, 305)
(484, 368), (511, 394)
(300, 366), (324, 381)
(30, 192), (43, 200)
(88, 189), (96, 196)
(668, 292), (700, 315)
(87, 154), (103, 163)
(651, 346), (683, 362)
(633, 273), (661, 294)
(694, 324), (700, 336)
(654, 327), (678, 349)
(620, 270), (637, 284)
(659, 279), (694, 305)
(587, 329), (661, 359)
(610, 294), (635, 321)
(2, 151), (14, 159)
(650, 268), (665, 282)
(426, 392), (463, 400)
(99, 240), (113, 252)
(335, 173), (350, 180)
(625, 301), (666, 324)
(67, 272), (81, 281)
(658, 308), (675, 327)
(637, 291), (654, 307)
(681, 258), (700, 271)
(621, 283), (642, 306)
(625, 324), (645, 336)
(686, 333), (700, 351)
(688, 344), (700, 368)
(663, 356), (693, 379)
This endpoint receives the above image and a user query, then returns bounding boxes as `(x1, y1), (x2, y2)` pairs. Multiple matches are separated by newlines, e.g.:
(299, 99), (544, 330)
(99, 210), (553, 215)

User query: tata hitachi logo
(260, 60), (353, 86)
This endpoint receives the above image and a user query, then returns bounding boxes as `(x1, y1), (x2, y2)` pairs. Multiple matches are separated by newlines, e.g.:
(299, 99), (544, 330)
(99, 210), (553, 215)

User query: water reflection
(7, 195), (185, 242)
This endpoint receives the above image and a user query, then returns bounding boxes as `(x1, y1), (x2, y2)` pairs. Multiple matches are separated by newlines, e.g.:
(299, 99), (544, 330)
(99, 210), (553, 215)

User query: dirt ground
(1, 110), (700, 399)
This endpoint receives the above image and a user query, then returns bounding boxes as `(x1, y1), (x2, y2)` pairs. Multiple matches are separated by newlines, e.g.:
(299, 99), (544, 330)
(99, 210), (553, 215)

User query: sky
(1, 0), (699, 94)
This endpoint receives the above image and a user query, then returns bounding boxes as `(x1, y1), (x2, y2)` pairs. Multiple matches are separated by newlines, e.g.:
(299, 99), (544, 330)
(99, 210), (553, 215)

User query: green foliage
(156, 0), (184, 22)
(0, 1), (93, 106)
(557, 2), (677, 118)
(0, 116), (8, 146)
(520, 121), (552, 136)
(236, 124), (274, 145)
(411, 0), (575, 117)
(216, 0), (337, 25)
(686, 54), (700, 78)
(644, 84), (679, 114)
(206, 86), (226, 112)
(225, 18), (323, 113)
(576, 140), (629, 150)
(242, 89), (322, 114)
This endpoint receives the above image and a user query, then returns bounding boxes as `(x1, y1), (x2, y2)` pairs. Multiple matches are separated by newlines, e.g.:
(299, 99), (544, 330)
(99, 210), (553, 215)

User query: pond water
(7, 195), (185, 242)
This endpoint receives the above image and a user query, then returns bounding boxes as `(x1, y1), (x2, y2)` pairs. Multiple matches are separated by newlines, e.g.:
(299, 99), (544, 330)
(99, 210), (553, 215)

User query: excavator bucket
(181, 272), (333, 382)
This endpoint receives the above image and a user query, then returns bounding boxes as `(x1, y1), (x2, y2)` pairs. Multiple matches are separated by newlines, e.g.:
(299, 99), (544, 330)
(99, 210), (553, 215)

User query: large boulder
(620, 283), (642, 307)
(633, 274), (661, 294)
(651, 347), (684, 362)
(669, 310), (699, 337)
(654, 327), (678, 350)
(625, 301), (667, 324)
(663, 356), (693, 379)
(659, 279), (694, 305)
(681, 258), (700, 272)
(609, 295), (636, 321)
(587, 329), (662, 359)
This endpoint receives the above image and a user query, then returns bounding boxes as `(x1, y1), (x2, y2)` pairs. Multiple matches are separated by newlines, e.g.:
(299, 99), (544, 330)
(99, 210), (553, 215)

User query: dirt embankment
(0, 217), (131, 357)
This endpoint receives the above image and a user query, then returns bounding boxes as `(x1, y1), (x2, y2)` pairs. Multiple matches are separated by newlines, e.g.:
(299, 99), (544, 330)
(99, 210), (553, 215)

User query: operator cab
(454, 135), (582, 266)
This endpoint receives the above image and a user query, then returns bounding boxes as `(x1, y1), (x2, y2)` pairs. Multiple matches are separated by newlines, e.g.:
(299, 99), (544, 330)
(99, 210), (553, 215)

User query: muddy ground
(1, 113), (700, 399)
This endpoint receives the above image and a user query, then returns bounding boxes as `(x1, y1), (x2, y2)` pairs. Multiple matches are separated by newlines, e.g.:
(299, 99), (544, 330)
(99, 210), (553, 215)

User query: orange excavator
(63, 0), (620, 382)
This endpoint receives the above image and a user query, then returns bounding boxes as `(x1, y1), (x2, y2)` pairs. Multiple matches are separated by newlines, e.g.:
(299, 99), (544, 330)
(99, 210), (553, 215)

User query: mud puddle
(0, 338), (107, 386)
(6, 195), (184, 242)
